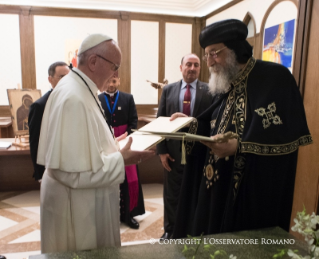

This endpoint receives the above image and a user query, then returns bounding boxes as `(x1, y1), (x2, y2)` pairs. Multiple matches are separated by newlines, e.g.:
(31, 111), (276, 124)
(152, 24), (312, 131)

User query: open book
(118, 116), (195, 151)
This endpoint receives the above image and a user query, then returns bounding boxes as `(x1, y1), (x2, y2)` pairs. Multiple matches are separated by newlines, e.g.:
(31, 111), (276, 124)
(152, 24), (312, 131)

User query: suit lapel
(173, 80), (182, 112)
(193, 81), (204, 116)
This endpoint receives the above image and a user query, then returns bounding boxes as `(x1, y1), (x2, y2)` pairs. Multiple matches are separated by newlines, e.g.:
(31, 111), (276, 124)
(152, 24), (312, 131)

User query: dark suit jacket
(28, 90), (52, 180)
(98, 91), (138, 135)
(156, 80), (212, 162)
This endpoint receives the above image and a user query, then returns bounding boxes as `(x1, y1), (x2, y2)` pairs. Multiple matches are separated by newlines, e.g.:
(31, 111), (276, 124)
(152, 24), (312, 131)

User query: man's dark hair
(48, 61), (68, 77)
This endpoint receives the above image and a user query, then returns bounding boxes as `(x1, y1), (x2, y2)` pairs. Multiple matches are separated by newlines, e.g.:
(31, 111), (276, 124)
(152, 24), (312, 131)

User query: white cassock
(37, 68), (125, 253)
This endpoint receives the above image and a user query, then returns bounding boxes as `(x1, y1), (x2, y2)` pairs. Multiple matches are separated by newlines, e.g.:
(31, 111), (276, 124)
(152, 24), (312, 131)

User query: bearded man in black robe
(173, 19), (312, 238)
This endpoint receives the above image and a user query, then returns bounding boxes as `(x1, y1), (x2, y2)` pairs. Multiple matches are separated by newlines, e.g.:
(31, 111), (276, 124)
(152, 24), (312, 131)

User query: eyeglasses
(203, 46), (227, 61)
(96, 54), (120, 71)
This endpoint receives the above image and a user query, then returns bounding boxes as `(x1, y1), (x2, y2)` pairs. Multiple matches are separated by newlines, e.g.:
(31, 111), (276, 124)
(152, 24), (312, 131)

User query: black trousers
(163, 160), (184, 234)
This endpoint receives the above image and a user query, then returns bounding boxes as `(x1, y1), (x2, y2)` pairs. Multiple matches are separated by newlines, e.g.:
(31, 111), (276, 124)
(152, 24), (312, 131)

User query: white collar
(104, 90), (118, 97)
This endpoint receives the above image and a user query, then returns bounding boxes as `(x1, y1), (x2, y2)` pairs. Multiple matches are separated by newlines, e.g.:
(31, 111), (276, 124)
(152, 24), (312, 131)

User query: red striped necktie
(183, 84), (191, 116)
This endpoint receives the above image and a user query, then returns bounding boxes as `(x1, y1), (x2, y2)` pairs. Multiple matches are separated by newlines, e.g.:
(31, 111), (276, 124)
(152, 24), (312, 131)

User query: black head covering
(199, 19), (253, 64)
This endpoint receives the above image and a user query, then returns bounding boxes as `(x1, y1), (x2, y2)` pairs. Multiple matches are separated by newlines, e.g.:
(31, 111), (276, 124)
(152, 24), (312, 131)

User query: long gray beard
(208, 51), (241, 95)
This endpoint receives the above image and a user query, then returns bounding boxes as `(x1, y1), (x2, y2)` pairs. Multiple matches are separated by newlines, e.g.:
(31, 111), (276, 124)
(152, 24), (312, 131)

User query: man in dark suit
(98, 71), (145, 229)
(28, 61), (69, 181)
(157, 53), (213, 240)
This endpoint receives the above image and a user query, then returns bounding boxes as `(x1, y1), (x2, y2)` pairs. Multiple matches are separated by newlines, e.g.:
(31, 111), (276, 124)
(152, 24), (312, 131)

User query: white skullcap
(78, 34), (113, 55)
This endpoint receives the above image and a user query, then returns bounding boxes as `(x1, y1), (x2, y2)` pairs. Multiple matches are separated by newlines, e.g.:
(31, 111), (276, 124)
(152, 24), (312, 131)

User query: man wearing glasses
(28, 61), (69, 182)
(37, 34), (154, 253)
(173, 19), (312, 238)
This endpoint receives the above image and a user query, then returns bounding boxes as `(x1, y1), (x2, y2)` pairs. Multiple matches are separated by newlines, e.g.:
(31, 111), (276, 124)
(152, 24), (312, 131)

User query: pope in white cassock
(37, 34), (154, 253)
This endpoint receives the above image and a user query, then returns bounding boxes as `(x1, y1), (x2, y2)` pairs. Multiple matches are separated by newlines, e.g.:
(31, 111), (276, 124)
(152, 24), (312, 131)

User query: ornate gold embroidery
(185, 119), (197, 155)
(210, 119), (216, 129)
(232, 57), (256, 87)
(255, 102), (283, 129)
(203, 157), (220, 189)
(217, 90), (235, 134)
(206, 164), (214, 180)
(231, 58), (256, 200)
(234, 79), (247, 137)
(241, 135), (313, 155)
(203, 57), (256, 193)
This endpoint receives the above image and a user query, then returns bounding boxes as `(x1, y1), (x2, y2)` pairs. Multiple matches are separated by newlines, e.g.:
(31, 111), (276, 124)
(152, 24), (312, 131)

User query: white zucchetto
(78, 34), (113, 55)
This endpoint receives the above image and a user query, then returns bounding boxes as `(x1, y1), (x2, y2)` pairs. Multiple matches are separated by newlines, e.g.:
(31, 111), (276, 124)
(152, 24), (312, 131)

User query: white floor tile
(22, 206), (40, 215)
(9, 230), (41, 244)
(120, 223), (129, 234)
(0, 215), (18, 231)
(2, 191), (40, 207)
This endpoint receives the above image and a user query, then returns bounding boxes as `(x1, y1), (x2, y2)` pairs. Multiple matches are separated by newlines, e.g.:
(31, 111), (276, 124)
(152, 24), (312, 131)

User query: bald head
(180, 53), (201, 83)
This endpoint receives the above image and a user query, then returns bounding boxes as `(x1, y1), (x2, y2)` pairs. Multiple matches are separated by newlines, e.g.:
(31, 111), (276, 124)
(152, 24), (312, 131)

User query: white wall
(206, 0), (297, 33)
(131, 21), (159, 104)
(247, 19), (255, 38)
(0, 14), (22, 105)
(206, 0), (276, 33)
(165, 23), (192, 84)
(265, 1), (297, 28)
(34, 16), (117, 96)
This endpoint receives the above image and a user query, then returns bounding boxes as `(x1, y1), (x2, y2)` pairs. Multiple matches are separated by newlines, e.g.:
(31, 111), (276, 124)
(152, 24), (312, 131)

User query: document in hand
(136, 131), (238, 143)
(118, 116), (195, 151)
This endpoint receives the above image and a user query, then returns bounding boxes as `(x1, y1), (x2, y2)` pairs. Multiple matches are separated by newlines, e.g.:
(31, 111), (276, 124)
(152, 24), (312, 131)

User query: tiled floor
(0, 184), (164, 259)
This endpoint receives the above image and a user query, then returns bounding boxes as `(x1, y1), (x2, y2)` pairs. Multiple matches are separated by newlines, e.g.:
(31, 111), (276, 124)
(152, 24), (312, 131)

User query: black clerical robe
(98, 91), (145, 222)
(173, 58), (312, 238)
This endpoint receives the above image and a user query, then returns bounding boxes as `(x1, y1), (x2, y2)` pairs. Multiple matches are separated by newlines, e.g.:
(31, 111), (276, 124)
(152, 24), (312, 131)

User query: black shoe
(127, 217), (139, 229)
(160, 232), (172, 241)
(0, 256), (7, 259)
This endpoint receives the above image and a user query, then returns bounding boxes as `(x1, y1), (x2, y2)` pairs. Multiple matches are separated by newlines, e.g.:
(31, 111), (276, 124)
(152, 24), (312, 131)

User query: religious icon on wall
(65, 39), (81, 68)
(7, 89), (42, 136)
(262, 19), (295, 71)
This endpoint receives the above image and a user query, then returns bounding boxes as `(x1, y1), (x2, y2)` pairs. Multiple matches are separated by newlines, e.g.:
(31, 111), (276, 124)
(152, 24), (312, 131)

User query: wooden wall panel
(158, 20), (165, 103)
(253, 33), (262, 60)
(292, 0), (319, 230)
(0, 106), (11, 117)
(118, 12), (131, 94)
(193, 18), (208, 83)
(19, 8), (36, 90)
(136, 104), (158, 117)
(292, 0), (312, 96)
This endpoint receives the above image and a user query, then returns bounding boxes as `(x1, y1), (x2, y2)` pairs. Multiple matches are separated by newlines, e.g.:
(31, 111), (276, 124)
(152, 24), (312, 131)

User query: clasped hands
(117, 132), (155, 165)
(169, 112), (238, 159)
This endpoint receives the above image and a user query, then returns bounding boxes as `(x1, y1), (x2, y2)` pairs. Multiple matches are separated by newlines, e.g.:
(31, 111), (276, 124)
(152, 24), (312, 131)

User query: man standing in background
(156, 53), (212, 240)
(28, 61), (69, 181)
(99, 71), (145, 229)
